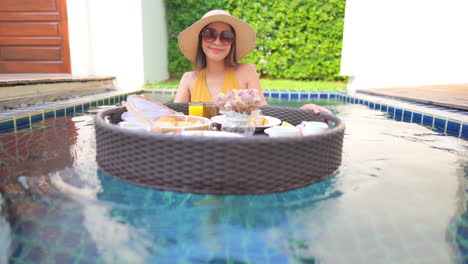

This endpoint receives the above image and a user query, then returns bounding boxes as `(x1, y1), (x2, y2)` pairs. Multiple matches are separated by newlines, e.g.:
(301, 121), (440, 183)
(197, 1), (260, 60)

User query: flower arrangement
(215, 88), (262, 115)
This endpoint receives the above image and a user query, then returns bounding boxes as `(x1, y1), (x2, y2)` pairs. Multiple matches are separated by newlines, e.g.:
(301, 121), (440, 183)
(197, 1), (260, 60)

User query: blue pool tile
(320, 93), (328, 99)
(388, 106), (395, 114)
(329, 94), (336, 100)
(263, 91), (270, 98)
(394, 108), (403, 121)
(291, 93), (299, 100)
(30, 113), (43, 123)
(369, 102), (375, 109)
(90, 101), (97, 107)
(271, 93), (279, 99)
(104, 98), (109, 105)
(66, 106), (74, 116)
(310, 93), (318, 100)
(16, 116), (30, 130)
(432, 117), (446, 133)
(44, 110), (54, 119)
(375, 103), (381, 110)
(0, 119), (14, 133)
(358, 99), (363, 104)
(403, 110), (412, 122)
(164, 91), (172, 95)
(462, 124), (468, 139)
(381, 105), (388, 112)
(446, 121), (461, 137)
(412, 112), (422, 124)
(75, 104), (83, 113)
(422, 115), (434, 127)
(56, 108), (65, 117)
(280, 93), (289, 100)
(300, 93), (309, 100)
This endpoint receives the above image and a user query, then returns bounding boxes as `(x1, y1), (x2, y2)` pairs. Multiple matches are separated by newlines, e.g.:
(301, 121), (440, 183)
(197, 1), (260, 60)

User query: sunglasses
(201, 28), (234, 46)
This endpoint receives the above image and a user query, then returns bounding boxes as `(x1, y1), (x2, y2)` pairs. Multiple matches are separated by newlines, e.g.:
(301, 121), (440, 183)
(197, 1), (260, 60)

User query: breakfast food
(281, 121), (294, 127)
(153, 115), (200, 128)
(252, 116), (268, 126)
(150, 115), (211, 132)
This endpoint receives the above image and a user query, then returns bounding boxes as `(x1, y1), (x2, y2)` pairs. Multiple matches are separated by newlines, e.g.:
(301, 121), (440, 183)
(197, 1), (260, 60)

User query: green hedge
(164, 0), (346, 81)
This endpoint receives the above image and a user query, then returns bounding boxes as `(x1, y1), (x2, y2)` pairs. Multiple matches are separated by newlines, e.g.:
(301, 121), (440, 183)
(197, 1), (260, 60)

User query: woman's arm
(300, 104), (332, 114)
(243, 63), (268, 105)
(174, 72), (192, 103)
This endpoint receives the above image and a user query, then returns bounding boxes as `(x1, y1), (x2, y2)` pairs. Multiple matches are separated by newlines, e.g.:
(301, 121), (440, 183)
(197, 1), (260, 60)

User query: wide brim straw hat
(178, 10), (256, 63)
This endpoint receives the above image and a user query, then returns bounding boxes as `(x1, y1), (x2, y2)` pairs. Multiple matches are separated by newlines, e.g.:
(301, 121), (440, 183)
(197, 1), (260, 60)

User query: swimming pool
(0, 93), (467, 263)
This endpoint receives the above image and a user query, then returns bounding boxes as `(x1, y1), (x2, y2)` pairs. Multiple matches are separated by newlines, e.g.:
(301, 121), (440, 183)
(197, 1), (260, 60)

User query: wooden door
(0, 0), (71, 73)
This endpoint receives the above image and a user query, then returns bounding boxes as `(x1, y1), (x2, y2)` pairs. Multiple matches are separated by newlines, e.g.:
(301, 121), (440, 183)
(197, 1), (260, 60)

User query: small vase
(221, 111), (255, 136)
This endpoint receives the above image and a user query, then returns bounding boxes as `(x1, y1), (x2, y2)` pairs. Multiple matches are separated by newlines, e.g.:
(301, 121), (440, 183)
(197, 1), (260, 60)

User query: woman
(174, 10), (331, 114)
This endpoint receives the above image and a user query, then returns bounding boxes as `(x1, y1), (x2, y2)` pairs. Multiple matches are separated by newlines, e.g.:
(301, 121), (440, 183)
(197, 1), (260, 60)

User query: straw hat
(178, 10), (256, 62)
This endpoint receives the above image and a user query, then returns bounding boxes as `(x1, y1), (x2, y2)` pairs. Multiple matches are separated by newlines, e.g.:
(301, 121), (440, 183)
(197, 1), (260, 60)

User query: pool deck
(358, 84), (468, 111)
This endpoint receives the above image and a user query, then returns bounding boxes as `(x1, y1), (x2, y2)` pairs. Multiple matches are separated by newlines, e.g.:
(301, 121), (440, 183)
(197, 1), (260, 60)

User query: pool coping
(0, 87), (467, 140)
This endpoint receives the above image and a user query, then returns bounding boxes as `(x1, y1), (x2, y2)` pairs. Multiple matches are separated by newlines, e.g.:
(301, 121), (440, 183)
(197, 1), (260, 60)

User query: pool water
(0, 99), (467, 264)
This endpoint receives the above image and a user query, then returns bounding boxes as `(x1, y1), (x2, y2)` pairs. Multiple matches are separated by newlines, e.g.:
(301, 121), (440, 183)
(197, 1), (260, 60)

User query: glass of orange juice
(188, 102), (204, 117)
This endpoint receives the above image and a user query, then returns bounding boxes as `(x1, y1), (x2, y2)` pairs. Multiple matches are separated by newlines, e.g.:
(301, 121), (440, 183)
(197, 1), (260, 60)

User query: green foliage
(164, 0), (228, 78)
(145, 79), (346, 91)
(164, 0), (346, 81)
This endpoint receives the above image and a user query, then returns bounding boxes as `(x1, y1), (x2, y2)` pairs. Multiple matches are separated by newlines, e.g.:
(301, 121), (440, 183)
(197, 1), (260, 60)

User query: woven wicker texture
(95, 104), (345, 194)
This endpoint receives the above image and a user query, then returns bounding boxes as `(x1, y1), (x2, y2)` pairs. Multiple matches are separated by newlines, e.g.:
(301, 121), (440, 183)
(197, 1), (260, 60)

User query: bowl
(297, 121), (329, 135)
(264, 126), (300, 137)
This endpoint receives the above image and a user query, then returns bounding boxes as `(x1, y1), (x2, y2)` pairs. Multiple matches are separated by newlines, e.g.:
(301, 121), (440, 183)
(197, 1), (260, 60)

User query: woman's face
(201, 22), (233, 63)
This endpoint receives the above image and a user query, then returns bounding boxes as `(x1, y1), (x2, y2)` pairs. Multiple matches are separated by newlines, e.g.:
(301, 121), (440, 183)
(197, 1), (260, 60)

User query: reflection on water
(0, 103), (467, 263)
(0, 192), (12, 264)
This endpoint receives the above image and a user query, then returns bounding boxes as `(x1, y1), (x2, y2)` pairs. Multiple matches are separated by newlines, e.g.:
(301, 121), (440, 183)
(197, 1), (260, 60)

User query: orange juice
(189, 103), (204, 117)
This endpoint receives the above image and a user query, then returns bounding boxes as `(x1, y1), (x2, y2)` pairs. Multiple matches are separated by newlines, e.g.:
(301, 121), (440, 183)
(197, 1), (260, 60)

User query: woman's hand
(300, 104), (332, 115)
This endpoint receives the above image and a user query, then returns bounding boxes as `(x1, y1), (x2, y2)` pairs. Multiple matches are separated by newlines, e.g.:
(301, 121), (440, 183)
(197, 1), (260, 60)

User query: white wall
(340, 0), (468, 91)
(142, 0), (169, 84)
(67, 0), (168, 89)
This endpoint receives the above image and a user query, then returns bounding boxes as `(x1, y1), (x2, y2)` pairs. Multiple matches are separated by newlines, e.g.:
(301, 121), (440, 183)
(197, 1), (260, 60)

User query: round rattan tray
(94, 103), (345, 195)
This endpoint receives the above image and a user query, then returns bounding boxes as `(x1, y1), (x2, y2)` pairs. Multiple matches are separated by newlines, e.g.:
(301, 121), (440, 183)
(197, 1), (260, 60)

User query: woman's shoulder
(179, 71), (200, 89)
(235, 63), (258, 76)
(181, 71), (199, 80)
(236, 63), (257, 71)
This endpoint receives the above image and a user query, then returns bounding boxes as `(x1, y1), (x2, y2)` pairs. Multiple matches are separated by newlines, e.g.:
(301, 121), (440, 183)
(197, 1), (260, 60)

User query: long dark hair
(194, 25), (238, 71)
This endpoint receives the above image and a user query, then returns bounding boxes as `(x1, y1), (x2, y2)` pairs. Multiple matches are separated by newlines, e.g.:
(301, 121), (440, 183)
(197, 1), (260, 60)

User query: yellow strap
(191, 69), (240, 102)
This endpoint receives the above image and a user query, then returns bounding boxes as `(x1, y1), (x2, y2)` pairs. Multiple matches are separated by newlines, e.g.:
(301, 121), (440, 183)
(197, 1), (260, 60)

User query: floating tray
(94, 103), (345, 195)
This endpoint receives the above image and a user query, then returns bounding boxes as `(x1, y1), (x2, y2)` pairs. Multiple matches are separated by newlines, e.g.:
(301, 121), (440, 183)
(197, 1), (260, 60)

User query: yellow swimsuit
(191, 69), (240, 102)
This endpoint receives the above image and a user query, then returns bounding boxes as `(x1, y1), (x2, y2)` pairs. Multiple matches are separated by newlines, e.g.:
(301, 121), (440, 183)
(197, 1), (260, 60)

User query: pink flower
(215, 89), (262, 114)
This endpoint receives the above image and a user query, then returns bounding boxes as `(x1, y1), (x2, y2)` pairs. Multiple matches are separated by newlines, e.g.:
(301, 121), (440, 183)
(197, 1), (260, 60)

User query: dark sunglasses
(201, 28), (234, 46)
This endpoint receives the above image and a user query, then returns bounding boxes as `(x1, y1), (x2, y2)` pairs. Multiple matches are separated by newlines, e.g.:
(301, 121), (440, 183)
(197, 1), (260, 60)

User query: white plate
(118, 121), (150, 131)
(211, 115), (281, 129)
(180, 130), (243, 137)
(121, 111), (141, 123)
